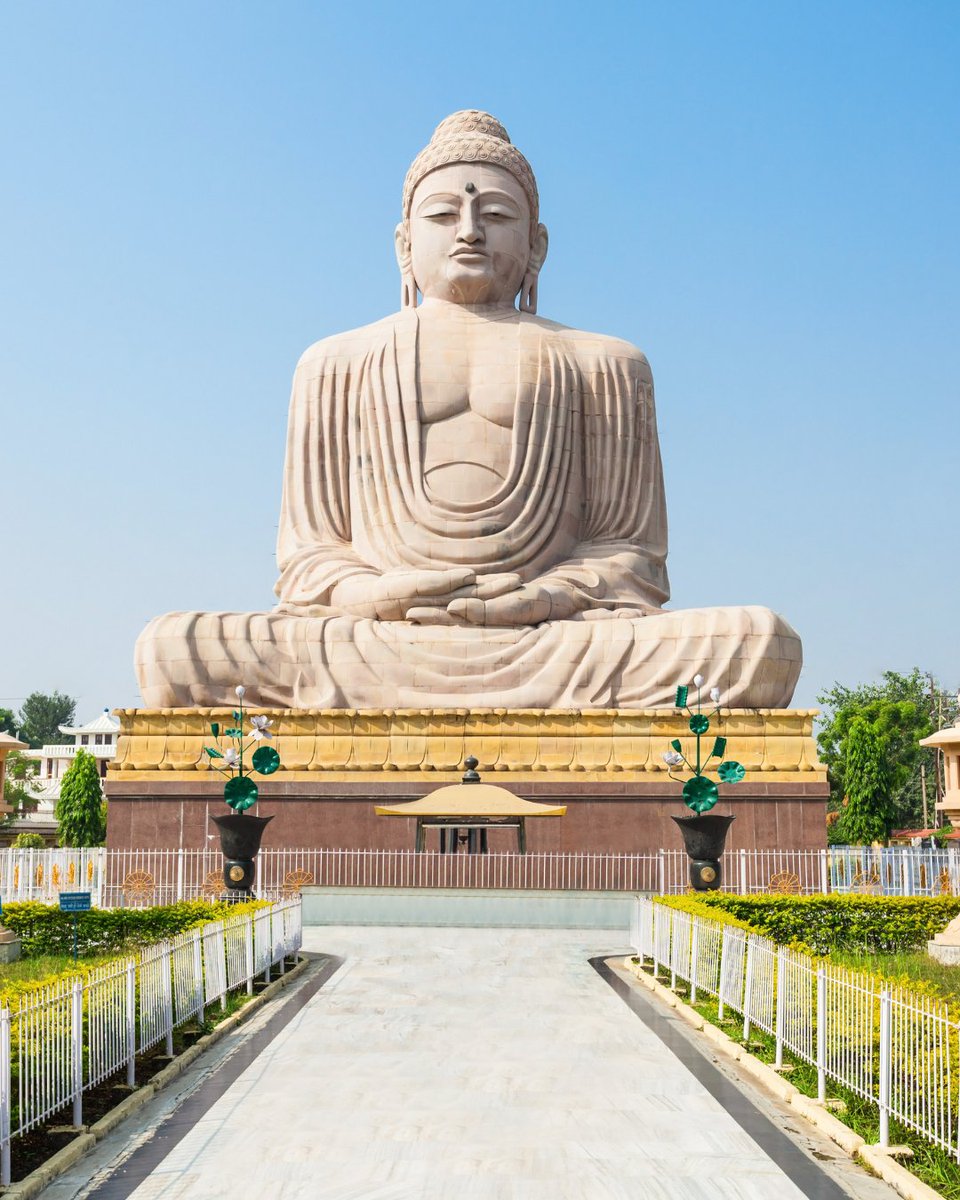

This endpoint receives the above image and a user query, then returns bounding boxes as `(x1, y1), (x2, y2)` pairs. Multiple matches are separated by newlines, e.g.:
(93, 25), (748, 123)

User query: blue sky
(1, 0), (957, 717)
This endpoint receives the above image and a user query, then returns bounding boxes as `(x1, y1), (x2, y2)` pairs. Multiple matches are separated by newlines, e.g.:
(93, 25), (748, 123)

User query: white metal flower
(235, 685), (246, 699)
(223, 747), (240, 769)
(662, 751), (684, 767)
(249, 715), (273, 741)
(693, 674), (704, 688)
(709, 687), (721, 703)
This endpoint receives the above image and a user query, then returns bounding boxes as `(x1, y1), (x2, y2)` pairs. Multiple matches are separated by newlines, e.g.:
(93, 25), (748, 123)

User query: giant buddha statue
(136, 110), (801, 710)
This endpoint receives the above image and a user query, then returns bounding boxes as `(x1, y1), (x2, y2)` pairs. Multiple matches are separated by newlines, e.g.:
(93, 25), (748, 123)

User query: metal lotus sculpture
(204, 686), (281, 896)
(664, 676), (743, 890)
(204, 685), (281, 810)
(662, 677), (744, 811)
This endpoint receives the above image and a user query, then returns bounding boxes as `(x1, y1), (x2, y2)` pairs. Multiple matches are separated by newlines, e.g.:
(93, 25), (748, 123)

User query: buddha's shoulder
(527, 316), (651, 378)
(295, 313), (411, 373)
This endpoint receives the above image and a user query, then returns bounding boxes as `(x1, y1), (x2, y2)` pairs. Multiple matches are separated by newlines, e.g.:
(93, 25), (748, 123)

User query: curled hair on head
(402, 109), (539, 226)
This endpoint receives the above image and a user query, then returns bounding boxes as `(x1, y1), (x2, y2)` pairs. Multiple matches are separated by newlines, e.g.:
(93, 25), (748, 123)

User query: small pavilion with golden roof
(375, 757), (565, 853)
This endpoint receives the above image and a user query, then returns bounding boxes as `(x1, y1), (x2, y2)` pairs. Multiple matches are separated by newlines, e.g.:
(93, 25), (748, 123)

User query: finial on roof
(462, 755), (481, 784)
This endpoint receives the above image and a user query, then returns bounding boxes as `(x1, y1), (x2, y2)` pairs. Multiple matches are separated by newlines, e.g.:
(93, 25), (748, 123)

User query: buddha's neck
(419, 298), (519, 320)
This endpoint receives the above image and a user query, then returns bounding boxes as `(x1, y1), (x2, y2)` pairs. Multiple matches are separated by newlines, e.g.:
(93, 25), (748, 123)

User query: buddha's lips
(451, 249), (487, 260)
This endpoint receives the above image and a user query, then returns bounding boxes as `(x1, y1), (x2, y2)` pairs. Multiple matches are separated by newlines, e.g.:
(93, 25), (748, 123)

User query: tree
(0, 709), (16, 736)
(17, 691), (77, 748)
(835, 718), (894, 844)
(12, 832), (45, 849)
(2, 751), (41, 817)
(817, 669), (957, 833)
(55, 749), (106, 846)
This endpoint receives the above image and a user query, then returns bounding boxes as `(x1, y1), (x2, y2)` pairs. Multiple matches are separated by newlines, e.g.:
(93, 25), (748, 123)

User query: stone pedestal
(105, 707), (827, 854)
(928, 914), (960, 965)
(0, 929), (22, 964)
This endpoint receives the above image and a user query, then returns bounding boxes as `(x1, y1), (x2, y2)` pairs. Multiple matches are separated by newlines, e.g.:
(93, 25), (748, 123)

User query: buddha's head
(396, 111), (549, 311)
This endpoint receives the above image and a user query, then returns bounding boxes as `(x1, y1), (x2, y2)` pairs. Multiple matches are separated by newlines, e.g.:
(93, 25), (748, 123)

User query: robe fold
(136, 311), (801, 709)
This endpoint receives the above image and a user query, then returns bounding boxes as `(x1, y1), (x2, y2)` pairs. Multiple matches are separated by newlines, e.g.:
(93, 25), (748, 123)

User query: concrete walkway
(73, 927), (892, 1200)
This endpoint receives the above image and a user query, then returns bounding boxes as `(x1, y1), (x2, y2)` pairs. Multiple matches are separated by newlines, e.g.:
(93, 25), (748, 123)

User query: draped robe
(135, 311), (801, 709)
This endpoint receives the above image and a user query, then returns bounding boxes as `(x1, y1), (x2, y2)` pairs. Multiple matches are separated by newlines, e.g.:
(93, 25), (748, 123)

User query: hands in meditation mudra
(136, 111), (801, 710)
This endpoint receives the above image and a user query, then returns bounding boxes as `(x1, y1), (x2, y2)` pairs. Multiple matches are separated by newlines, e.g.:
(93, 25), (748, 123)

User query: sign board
(59, 891), (92, 913)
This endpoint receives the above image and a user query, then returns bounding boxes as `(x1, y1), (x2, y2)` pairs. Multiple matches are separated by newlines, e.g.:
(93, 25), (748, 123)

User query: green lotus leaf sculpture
(717, 760), (746, 784)
(682, 775), (719, 814)
(203, 687), (283, 813)
(252, 745), (281, 776)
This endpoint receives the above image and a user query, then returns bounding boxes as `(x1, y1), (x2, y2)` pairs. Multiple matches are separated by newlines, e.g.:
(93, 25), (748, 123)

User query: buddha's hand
(331, 569), (522, 622)
(406, 573), (523, 624)
(445, 581), (589, 627)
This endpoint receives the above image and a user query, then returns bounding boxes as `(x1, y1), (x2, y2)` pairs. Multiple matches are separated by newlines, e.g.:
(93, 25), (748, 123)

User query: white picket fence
(631, 897), (960, 1157)
(0, 898), (302, 1183)
(1, 845), (959, 905)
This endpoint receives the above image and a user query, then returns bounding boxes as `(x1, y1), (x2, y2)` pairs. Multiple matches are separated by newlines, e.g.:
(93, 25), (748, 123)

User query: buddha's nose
(457, 212), (483, 243)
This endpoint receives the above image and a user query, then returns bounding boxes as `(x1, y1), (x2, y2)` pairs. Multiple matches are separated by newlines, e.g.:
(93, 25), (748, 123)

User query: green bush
(679, 893), (960, 954)
(0, 900), (265, 958)
(11, 833), (45, 849)
(653, 893), (757, 934)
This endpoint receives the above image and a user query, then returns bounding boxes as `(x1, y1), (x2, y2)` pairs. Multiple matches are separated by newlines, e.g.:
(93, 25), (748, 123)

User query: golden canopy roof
(375, 781), (565, 819)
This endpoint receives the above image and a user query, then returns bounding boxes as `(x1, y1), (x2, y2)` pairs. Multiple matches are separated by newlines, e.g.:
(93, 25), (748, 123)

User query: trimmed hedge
(0, 900), (266, 958)
(676, 893), (960, 954)
(653, 893), (758, 935)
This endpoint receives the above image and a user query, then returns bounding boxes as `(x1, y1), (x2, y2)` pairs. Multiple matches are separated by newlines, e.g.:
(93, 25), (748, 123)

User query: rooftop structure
(0, 733), (24, 823)
(375, 758), (565, 853)
(17, 709), (119, 840)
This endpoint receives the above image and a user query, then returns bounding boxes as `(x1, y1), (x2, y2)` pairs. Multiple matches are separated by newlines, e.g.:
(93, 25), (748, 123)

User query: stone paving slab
(66, 927), (895, 1200)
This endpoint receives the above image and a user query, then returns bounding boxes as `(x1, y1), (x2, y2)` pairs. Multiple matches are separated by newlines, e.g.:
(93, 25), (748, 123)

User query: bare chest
(416, 321), (520, 428)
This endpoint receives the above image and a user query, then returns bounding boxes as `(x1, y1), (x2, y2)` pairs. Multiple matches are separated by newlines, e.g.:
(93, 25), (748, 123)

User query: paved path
(76, 927), (889, 1200)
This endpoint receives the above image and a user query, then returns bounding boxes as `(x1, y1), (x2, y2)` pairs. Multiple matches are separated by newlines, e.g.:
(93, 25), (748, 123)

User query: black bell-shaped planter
(212, 813), (273, 898)
(672, 813), (735, 891)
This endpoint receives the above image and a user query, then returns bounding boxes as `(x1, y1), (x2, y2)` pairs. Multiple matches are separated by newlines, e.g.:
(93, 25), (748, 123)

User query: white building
(18, 709), (120, 836)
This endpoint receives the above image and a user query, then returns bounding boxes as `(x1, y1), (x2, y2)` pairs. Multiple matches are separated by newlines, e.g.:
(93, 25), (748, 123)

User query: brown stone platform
(105, 708), (828, 854)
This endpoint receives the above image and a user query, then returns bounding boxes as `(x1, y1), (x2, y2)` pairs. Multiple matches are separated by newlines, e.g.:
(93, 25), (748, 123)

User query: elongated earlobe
(519, 271), (538, 314)
(395, 221), (418, 309)
(519, 223), (548, 314)
(401, 269), (418, 309)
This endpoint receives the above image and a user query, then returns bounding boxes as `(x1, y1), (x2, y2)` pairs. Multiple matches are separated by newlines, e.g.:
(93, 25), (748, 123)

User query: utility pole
(921, 762), (929, 830)
(930, 674), (944, 812)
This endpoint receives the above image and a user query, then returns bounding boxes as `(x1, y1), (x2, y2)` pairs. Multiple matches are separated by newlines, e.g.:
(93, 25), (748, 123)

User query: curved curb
(0, 955), (311, 1200)
(620, 958), (942, 1200)
(0, 1135), (96, 1200)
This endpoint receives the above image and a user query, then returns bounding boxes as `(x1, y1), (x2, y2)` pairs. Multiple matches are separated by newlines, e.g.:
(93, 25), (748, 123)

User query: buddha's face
(402, 162), (543, 306)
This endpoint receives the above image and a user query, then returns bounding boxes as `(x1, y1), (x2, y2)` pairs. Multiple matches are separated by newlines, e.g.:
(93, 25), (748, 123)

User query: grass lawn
(830, 949), (960, 1004)
(0, 953), (116, 986)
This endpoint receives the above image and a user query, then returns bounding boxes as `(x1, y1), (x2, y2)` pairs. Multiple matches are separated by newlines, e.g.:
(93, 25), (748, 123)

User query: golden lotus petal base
(109, 707), (825, 785)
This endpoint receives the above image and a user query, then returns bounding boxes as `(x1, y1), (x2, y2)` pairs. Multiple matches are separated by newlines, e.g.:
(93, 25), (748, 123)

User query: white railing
(1, 845), (960, 904)
(0, 848), (106, 903)
(632, 897), (960, 1157)
(0, 847), (666, 904)
(0, 898), (302, 1184)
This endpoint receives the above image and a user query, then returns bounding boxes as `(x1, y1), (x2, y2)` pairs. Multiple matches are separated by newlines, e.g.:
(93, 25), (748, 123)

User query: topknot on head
(429, 110), (512, 145)
(402, 109), (538, 223)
